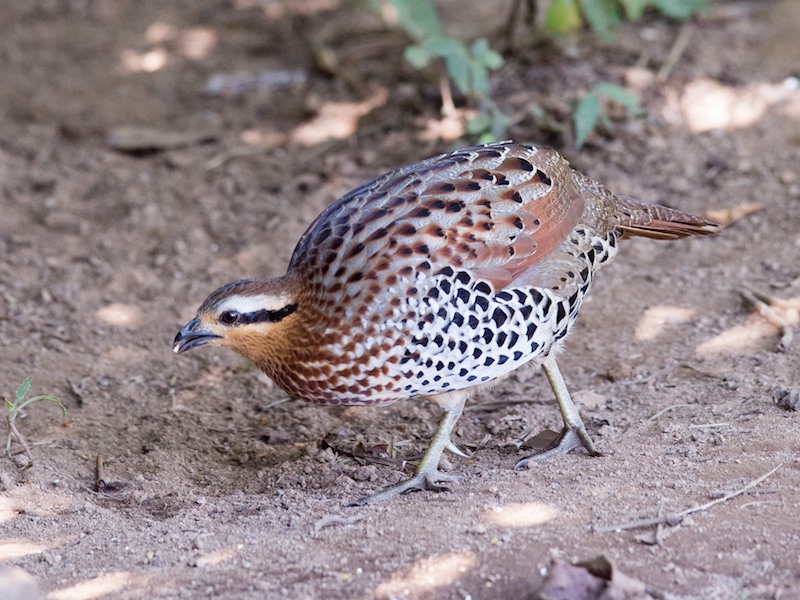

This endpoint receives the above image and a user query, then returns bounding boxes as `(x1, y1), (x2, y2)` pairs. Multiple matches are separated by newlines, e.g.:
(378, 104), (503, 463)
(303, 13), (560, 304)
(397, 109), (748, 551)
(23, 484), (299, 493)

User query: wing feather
(290, 143), (585, 293)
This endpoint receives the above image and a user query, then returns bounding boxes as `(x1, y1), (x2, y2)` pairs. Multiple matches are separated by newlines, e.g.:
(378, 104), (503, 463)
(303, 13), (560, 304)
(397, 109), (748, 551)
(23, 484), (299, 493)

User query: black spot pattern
(380, 221), (617, 399)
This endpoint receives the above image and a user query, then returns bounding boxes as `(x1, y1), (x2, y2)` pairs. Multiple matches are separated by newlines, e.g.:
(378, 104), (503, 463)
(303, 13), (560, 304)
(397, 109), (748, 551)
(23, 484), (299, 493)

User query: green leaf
(573, 92), (601, 148)
(594, 82), (641, 110)
(470, 38), (504, 70)
(544, 0), (583, 34)
(444, 52), (471, 96)
(421, 36), (465, 58)
(16, 394), (66, 417)
(652, 0), (706, 19)
(404, 45), (431, 69)
(469, 62), (490, 97)
(579, 0), (622, 41)
(419, 37), (471, 94)
(15, 377), (32, 404)
(466, 107), (512, 143)
(466, 114), (491, 135)
(388, 0), (442, 41)
(488, 110), (512, 139)
(618, 0), (647, 20)
(465, 39), (504, 98)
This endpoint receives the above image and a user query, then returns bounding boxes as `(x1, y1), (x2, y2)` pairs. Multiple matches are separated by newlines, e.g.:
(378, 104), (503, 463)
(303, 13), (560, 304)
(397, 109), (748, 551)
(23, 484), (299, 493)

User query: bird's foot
(514, 425), (602, 469)
(445, 440), (469, 458)
(350, 469), (461, 506)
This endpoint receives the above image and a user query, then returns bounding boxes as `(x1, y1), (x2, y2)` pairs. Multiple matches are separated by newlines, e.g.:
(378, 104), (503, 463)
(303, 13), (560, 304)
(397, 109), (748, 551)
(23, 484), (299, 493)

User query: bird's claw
(514, 425), (602, 470)
(445, 440), (469, 458)
(350, 470), (461, 506)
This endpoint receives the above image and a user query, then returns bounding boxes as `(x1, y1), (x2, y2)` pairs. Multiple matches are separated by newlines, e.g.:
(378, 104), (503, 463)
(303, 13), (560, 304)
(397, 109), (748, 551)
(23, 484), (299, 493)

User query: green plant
(545, 0), (708, 41)
(378, 0), (505, 99)
(5, 376), (66, 469)
(373, 0), (702, 145)
(572, 82), (641, 148)
(465, 101), (513, 144)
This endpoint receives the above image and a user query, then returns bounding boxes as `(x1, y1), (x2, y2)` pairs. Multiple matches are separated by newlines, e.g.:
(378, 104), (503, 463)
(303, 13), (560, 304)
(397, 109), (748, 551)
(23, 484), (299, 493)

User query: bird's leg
(515, 354), (601, 469)
(353, 392), (468, 505)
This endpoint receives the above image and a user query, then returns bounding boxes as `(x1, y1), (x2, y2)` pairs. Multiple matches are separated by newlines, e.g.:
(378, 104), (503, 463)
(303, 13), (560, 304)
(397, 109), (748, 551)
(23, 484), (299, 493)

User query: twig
(682, 464), (782, 516)
(597, 463), (783, 533)
(313, 514), (364, 534)
(205, 145), (270, 170)
(680, 364), (727, 379)
(263, 397), (292, 410)
(7, 416), (33, 470)
(739, 500), (781, 510)
(657, 22), (693, 83)
(619, 365), (675, 387)
(95, 454), (105, 493)
(710, 487), (777, 499)
(498, 0), (524, 52)
(466, 396), (540, 412)
(648, 403), (693, 421)
(439, 75), (456, 118)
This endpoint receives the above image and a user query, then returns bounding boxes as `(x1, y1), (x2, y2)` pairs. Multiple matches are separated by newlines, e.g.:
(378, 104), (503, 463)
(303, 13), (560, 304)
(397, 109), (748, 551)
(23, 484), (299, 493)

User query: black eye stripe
(232, 303), (298, 325)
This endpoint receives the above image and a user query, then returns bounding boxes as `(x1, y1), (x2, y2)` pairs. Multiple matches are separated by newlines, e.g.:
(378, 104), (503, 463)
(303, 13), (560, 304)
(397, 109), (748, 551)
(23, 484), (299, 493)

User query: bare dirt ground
(2, 1), (800, 598)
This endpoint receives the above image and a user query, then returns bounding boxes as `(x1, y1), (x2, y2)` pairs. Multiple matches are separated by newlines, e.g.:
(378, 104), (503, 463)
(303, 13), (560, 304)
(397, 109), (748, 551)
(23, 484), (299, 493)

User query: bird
(173, 141), (720, 504)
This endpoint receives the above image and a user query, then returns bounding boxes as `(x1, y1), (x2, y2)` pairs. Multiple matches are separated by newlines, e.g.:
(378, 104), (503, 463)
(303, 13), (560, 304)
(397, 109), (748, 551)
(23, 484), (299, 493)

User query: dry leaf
(536, 556), (652, 600)
(703, 202), (765, 225)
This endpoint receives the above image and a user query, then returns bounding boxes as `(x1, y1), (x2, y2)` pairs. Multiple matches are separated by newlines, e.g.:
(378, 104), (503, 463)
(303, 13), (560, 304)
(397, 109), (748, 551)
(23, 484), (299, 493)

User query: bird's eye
(219, 310), (239, 325)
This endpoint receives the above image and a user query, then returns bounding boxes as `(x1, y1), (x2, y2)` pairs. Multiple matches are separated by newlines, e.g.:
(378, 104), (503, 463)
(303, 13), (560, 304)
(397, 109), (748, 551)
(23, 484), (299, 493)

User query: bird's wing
(290, 142), (586, 293)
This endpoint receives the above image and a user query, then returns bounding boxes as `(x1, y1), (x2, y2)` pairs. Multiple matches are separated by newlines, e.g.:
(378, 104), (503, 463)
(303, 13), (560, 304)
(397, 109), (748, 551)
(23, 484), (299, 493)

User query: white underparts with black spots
(377, 228), (619, 399)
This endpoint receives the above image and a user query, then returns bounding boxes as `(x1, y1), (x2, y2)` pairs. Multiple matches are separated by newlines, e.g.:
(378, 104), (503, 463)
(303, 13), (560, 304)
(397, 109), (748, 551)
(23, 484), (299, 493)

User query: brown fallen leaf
(520, 428), (561, 453)
(536, 556), (653, 600)
(703, 202), (764, 225)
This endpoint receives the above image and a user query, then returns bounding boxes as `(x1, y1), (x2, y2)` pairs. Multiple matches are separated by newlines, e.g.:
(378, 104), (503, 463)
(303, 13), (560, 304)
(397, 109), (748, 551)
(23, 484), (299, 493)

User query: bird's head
(173, 277), (302, 365)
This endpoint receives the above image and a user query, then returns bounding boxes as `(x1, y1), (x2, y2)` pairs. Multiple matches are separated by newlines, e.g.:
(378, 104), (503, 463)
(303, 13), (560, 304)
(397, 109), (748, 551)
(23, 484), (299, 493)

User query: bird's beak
(173, 318), (222, 354)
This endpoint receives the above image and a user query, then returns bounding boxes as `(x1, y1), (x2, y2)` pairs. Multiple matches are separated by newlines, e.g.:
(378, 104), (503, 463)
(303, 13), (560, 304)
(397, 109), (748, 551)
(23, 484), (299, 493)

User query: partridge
(174, 142), (719, 504)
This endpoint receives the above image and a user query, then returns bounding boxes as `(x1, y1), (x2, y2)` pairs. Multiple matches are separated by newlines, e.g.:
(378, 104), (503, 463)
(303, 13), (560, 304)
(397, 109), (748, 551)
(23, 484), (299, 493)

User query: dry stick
(648, 403), (694, 421)
(95, 454), (105, 493)
(597, 463), (783, 533)
(263, 397), (292, 411)
(466, 397), (540, 412)
(313, 514), (364, 534)
(205, 145), (270, 170)
(7, 416), (33, 469)
(657, 22), (693, 83)
(740, 500), (782, 510)
(499, 0), (524, 52)
(439, 75), (457, 118)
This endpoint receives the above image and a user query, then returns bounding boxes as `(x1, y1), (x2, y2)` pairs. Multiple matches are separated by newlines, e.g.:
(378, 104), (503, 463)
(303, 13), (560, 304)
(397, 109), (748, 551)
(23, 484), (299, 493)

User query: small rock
(774, 388), (800, 411)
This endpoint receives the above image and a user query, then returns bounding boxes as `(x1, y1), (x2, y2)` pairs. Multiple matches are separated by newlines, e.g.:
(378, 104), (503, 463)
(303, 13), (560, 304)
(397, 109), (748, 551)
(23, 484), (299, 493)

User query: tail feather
(614, 196), (721, 240)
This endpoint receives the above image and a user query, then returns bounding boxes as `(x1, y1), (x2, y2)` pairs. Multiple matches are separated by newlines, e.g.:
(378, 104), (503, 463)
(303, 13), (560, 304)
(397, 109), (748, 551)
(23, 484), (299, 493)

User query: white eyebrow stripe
(216, 294), (291, 315)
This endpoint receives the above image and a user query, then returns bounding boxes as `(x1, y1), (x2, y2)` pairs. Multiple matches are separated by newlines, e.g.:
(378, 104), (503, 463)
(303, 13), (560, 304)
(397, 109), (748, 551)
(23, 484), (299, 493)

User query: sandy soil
(2, 1), (800, 598)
